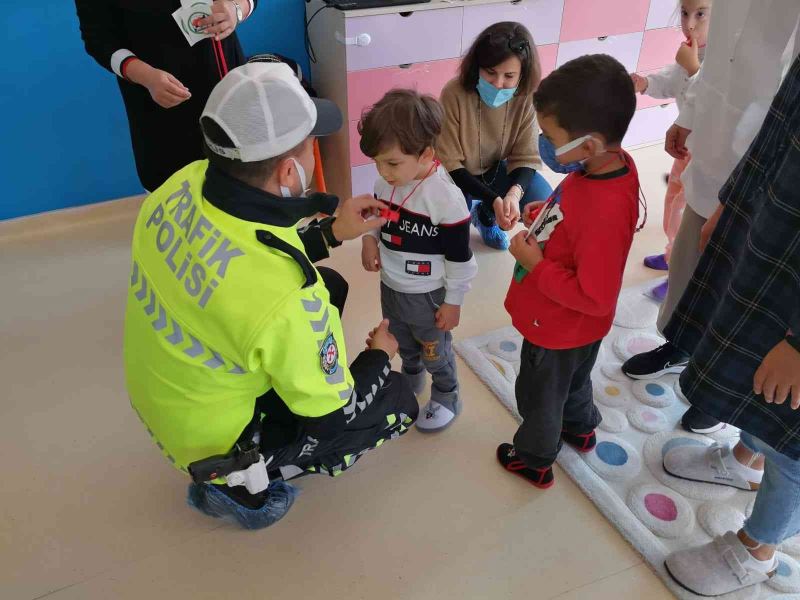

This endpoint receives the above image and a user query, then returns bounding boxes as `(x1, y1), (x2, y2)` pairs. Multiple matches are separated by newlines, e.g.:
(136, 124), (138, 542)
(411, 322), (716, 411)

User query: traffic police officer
(124, 62), (418, 529)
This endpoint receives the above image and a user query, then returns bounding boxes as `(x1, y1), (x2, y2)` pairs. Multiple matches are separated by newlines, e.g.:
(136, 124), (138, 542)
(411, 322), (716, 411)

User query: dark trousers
(513, 339), (603, 469)
(259, 373), (418, 476)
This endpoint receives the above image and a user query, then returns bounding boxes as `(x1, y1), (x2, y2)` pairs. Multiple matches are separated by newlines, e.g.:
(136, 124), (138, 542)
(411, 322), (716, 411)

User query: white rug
(455, 283), (800, 600)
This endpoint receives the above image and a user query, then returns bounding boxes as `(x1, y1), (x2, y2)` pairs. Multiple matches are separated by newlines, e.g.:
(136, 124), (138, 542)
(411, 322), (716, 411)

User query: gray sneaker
(665, 531), (776, 596)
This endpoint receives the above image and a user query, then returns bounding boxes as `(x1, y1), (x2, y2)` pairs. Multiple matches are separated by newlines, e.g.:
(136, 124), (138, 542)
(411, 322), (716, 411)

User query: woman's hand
(494, 189), (521, 230)
(754, 340), (800, 408)
(631, 73), (648, 94)
(126, 60), (191, 109)
(196, 0), (239, 41)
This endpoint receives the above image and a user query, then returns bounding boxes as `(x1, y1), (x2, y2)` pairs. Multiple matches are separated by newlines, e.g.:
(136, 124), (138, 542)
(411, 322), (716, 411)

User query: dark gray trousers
(513, 339), (603, 469)
(380, 284), (459, 412)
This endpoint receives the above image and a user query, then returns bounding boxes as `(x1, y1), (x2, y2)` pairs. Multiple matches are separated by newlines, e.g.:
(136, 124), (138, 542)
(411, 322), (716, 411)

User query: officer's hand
(331, 195), (388, 242)
(365, 319), (398, 359)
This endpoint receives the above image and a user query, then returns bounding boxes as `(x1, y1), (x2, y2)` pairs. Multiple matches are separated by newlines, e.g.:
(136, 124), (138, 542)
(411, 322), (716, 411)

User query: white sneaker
(416, 400), (457, 432)
(663, 443), (762, 491)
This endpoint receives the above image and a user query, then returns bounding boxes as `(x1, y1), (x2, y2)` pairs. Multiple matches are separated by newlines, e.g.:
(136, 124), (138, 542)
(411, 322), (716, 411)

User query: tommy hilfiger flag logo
(381, 232), (402, 246)
(405, 260), (432, 276)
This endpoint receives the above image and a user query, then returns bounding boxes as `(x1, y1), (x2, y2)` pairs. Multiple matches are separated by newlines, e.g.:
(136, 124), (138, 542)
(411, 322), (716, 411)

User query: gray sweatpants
(380, 283), (459, 412)
(657, 205), (708, 334)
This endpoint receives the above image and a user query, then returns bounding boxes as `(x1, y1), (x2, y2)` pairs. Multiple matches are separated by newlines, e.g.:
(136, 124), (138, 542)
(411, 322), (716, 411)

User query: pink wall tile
(538, 43), (559, 79)
(346, 59), (460, 121)
(637, 27), (685, 71)
(560, 0), (649, 42)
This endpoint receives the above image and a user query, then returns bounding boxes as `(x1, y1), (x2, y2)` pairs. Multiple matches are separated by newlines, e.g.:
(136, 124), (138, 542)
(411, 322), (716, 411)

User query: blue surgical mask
(538, 134), (596, 174)
(280, 158), (310, 198)
(477, 77), (517, 108)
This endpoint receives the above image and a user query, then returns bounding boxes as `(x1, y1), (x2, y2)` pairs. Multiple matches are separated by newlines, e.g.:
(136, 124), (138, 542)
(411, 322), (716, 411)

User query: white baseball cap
(201, 62), (342, 162)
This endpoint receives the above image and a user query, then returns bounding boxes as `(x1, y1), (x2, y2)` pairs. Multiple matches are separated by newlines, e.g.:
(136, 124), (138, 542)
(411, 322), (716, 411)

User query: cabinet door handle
(335, 31), (372, 46)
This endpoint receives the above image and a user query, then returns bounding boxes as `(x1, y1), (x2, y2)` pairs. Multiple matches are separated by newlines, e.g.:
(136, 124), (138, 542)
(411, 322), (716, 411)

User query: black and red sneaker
(561, 429), (597, 453)
(496, 443), (554, 489)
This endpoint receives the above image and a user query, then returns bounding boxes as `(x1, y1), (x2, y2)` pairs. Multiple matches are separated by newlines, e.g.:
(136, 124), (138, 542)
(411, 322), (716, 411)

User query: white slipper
(665, 531), (776, 596)
(416, 400), (456, 432)
(663, 443), (762, 491)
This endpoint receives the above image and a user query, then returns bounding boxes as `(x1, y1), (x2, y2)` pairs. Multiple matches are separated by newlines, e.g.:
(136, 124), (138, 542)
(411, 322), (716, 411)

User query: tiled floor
(0, 145), (675, 599)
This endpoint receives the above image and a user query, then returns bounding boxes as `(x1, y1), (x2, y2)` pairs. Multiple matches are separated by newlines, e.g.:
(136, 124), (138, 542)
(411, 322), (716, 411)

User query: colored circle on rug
(627, 484), (694, 539)
(600, 361), (631, 383)
(643, 432), (737, 501)
(486, 337), (523, 364)
(613, 286), (660, 329)
(613, 332), (664, 362)
(598, 406), (628, 433)
(593, 379), (628, 408)
(767, 554), (800, 593)
(697, 502), (745, 538)
(627, 405), (670, 433)
(584, 434), (641, 481)
(632, 380), (675, 408)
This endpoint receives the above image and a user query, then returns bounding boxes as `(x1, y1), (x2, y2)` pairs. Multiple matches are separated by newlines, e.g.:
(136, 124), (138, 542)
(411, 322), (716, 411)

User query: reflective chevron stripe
(131, 260), (247, 375)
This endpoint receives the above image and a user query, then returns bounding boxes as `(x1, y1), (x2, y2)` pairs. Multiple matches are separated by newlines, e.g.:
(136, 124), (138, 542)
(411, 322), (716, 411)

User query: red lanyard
(212, 38), (229, 79)
(382, 160), (440, 222)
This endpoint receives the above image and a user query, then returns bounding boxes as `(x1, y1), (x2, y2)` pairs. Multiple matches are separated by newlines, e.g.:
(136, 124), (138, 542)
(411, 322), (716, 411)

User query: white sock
(738, 538), (778, 573)
(723, 447), (764, 483)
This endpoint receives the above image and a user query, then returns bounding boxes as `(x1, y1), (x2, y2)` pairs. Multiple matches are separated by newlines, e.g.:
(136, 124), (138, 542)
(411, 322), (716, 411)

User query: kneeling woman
(438, 21), (552, 249)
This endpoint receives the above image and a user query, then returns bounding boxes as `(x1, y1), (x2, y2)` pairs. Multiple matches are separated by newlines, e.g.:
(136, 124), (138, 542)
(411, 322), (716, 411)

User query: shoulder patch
(319, 333), (339, 375)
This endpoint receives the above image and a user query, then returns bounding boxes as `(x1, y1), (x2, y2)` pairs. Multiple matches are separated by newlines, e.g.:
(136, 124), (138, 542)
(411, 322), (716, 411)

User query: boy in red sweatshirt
(497, 55), (641, 489)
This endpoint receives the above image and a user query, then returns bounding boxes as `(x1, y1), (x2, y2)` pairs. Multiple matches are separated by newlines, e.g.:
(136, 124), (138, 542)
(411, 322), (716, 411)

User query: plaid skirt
(664, 55), (800, 459)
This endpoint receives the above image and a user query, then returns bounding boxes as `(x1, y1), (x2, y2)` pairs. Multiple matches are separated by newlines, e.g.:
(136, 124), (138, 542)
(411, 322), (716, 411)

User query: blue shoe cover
(470, 205), (509, 250)
(187, 480), (298, 530)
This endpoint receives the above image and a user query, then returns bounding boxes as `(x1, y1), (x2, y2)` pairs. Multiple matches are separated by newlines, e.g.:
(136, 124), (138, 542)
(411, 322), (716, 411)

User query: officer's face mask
(538, 134), (604, 174)
(280, 158), (310, 198)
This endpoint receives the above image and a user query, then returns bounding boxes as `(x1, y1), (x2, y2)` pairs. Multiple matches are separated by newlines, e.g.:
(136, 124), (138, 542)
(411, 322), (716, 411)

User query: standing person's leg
(623, 206), (714, 411)
(318, 266), (349, 317)
(665, 432), (797, 596)
(560, 341), (603, 451)
(664, 155), (690, 263)
(380, 283), (425, 395)
(656, 205), (707, 333)
(408, 288), (460, 432)
(498, 342), (589, 488)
